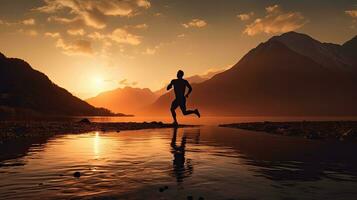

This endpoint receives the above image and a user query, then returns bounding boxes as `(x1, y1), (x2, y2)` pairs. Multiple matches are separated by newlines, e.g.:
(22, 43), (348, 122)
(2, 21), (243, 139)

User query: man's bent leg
(180, 101), (196, 116)
(179, 99), (200, 118)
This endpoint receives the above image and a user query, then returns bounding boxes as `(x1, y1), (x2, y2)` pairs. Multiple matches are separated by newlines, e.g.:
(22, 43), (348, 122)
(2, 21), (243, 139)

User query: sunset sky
(0, 0), (356, 99)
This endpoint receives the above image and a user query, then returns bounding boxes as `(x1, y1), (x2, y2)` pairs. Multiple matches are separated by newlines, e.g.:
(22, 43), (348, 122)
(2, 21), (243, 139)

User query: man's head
(177, 70), (184, 79)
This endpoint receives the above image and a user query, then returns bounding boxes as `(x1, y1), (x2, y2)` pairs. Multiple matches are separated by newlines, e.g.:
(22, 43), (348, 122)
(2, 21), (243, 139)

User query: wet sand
(0, 120), (193, 142)
(220, 121), (357, 141)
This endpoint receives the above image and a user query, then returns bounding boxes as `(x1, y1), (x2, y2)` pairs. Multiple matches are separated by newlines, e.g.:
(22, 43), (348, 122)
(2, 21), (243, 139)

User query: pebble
(73, 171), (81, 178)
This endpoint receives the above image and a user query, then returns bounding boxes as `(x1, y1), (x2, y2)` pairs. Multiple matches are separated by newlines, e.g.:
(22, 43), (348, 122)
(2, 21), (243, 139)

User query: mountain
(87, 87), (158, 115)
(148, 32), (357, 116)
(0, 52), (121, 118)
(342, 35), (357, 65)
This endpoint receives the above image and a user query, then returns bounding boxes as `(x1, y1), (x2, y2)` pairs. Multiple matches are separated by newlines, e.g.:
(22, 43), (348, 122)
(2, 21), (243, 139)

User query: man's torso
(172, 79), (187, 100)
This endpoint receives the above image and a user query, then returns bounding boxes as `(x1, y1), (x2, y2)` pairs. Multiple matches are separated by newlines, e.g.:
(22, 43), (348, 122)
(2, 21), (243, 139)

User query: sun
(94, 77), (103, 86)
(92, 76), (105, 94)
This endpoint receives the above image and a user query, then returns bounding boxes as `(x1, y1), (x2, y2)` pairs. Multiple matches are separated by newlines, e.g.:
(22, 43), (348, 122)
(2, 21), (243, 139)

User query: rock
(78, 118), (91, 124)
(305, 131), (321, 140)
(198, 197), (204, 200)
(73, 171), (81, 178)
(187, 196), (193, 200)
(159, 187), (164, 192)
(340, 128), (357, 140)
(164, 186), (168, 190)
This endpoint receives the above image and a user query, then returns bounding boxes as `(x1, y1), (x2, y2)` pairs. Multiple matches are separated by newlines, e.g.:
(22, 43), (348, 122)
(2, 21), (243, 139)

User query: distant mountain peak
(343, 35), (357, 48)
(270, 31), (318, 45)
(0, 52), (5, 59)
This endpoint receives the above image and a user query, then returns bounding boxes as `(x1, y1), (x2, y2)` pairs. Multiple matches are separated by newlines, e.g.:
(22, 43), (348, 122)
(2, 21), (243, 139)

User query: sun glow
(93, 131), (100, 159)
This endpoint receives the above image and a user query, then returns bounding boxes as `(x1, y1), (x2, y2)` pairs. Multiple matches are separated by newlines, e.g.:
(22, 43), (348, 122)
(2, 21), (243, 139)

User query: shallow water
(72, 115), (357, 125)
(1, 126), (357, 200)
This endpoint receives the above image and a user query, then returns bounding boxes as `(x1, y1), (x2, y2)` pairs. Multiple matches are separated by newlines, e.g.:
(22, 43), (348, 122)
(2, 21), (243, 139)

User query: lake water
(1, 118), (357, 199)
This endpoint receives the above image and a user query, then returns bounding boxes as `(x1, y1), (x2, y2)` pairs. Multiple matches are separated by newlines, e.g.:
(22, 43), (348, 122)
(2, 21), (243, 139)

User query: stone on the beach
(340, 128), (357, 140)
(198, 197), (204, 200)
(78, 118), (91, 124)
(187, 196), (193, 200)
(73, 171), (81, 178)
(159, 187), (164, 192)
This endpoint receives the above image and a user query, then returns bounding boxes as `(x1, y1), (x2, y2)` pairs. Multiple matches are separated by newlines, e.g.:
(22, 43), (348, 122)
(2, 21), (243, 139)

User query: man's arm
(185, 80), (192, 98)
(167, 80), (173, 91)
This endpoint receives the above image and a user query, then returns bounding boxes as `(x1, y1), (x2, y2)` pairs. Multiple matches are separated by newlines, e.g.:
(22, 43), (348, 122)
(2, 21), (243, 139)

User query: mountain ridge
(0, 53), (124, 118)
(147, 32), (357, 116)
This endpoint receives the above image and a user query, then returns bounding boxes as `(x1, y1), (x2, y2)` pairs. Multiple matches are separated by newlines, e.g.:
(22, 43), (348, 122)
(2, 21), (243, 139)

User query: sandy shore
(0, 120), (192, 142)
(220, 121), (357, 141)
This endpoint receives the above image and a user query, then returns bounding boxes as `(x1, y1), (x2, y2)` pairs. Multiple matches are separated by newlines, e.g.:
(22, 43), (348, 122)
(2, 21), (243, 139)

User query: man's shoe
(173, 121), (179, 126)
(195, 109), (201, 118)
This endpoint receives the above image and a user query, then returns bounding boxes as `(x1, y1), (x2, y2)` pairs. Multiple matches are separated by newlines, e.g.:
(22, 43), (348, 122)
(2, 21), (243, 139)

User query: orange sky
(0, 0), (356, 99)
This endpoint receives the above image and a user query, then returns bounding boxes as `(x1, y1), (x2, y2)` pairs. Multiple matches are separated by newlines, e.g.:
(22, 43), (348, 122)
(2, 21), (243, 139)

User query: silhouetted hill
(149, 32), (357, 116)
(87, 87), (157, 115)
(342, 35), (357, 65)
(0, 53), (122, 118)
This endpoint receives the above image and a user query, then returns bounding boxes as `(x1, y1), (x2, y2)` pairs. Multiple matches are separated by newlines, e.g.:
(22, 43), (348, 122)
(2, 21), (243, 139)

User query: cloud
(266, 4), (280, 13)
(56, 38), (93, 55)
(47, 15), (83, 25)
(243, 4), (307, 36)
(108, 28), (141, 45)
(22, 18), (36, 25)
(18, 29), (38, 36)
(345, 10), (357, 18)
(119, 79), (138, 86)
(44, 32), (61, 38)
(154, 12), (162, 17)
(237, 12), (254, 21)
(87, 28), (141, 45)
(143, 47), (157, 55)
(88, 31), (106, 40)
(133, 23), (148, 29)
(35, 0), (151, 29)
(177, 33), (185, 38)
(67, 28), (85, 36)
(182, 19), (207, 28)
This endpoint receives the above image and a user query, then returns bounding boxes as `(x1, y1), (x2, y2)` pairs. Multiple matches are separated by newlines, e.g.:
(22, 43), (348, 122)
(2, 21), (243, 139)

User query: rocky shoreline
(220, 121), (357, 141)
(0, 120), (192, 143)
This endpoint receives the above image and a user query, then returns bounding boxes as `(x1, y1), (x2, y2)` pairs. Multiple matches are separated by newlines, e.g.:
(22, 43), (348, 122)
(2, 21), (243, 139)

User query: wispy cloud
(22, 18), (36, 25)
(182, 19), (207, 28)
(18, 29), (38, 36)
(243, 4), (307, 36)
(119, 78), (138, 87)
(56, 38), (93, 55)
(44, 32), (61, 38)
(67, 28), (85, 36)
(237, 12), (254, 21)
(345, 9), (357, 18)
(88, 28), (141, 45)
(35, 0), (151, 29)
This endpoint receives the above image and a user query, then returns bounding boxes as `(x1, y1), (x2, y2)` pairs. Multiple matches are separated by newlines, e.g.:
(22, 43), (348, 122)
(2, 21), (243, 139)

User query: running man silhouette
(167, 70), (200, 125)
